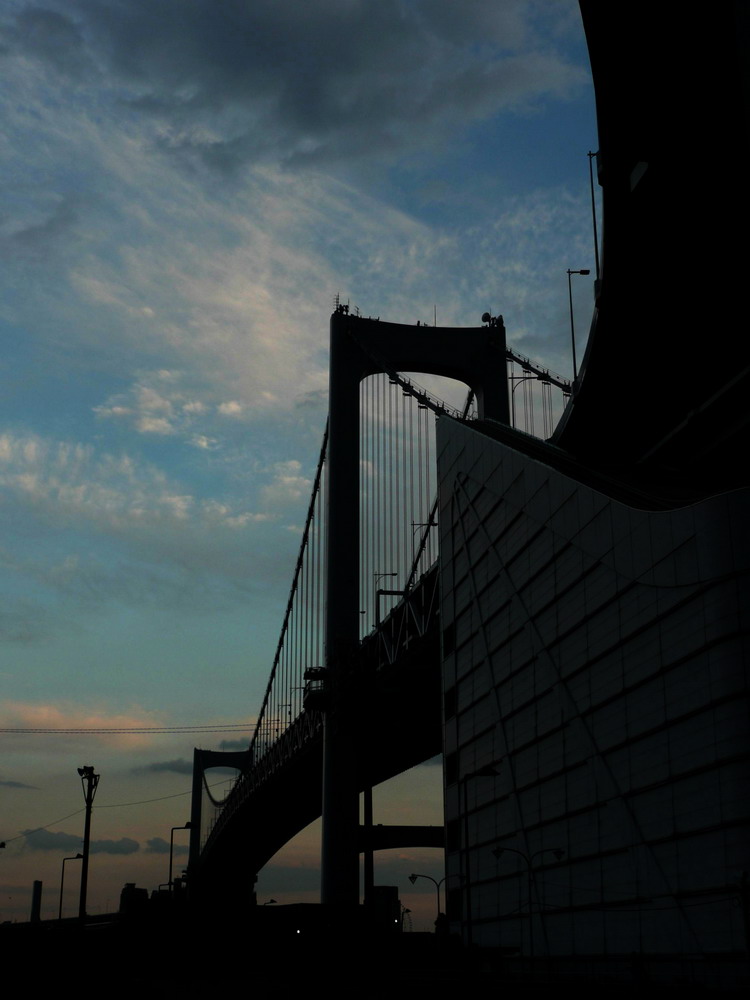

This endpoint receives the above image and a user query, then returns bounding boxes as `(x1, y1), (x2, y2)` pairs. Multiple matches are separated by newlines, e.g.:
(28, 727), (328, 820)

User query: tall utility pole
(77, 765), (100, 921)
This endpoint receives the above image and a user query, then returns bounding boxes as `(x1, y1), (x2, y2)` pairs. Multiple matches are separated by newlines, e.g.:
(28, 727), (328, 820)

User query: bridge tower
(322, 308), (509, 906)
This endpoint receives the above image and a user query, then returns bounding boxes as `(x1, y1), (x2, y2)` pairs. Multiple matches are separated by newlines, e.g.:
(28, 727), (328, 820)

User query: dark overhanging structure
(435, 2), (750, 984)
(555, 2), (750, 491)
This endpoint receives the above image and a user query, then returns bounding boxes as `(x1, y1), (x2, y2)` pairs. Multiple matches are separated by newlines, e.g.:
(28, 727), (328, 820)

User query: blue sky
(0, 0), (598, 927)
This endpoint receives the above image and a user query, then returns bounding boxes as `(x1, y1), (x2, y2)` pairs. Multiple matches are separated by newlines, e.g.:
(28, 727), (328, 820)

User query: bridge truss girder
(190, 581), (442, 910)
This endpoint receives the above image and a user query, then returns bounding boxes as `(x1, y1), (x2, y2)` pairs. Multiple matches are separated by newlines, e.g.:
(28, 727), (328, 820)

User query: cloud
(136, 416), (174, 435)
(132, 758), (193, 777)
(219, 738), (249, 752)
(260, 460), (312, 508)
(1, 8), (92, 80)
(190, 435), (217, 450)
(0, 430), (276, 537)
(0, 1), (590, 239)
(0, 702), (164, 749)
(144, 836), (169, 854)
(0, 3), (592, 442)
(95, 379), (179, 435)
(92, 837), (139, 855)
(22, 829), (82, 852)
(0, 424), (312, 620)
(0, 778), (38, 790)
(93, 369), (309, 449)
(144, 836), (188, 856)
(133, 756), (243, 777)
(217, 401), (243, 418)
(21, 828), (138, 854)
(1, 1), (584, 179)
(2, 196), (81, 262)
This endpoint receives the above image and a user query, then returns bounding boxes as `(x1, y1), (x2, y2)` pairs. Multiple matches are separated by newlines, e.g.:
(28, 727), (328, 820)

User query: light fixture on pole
(567, 269), (591, 381)
(169, 822), (192, 893)
(77, 765), (100, 921)
(408, 872), (446, 925)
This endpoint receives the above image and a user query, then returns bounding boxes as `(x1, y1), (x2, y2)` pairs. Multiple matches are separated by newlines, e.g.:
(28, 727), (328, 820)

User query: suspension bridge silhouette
(186, 308), (573, 913)
(177, 8), (750, 981)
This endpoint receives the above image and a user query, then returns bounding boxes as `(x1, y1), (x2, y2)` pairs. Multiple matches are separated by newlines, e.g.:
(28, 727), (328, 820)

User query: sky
(0, 0), (598, 928)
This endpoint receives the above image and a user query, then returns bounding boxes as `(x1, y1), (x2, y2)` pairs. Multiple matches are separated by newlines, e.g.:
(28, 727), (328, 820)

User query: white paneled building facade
(438, 416), (750, 983)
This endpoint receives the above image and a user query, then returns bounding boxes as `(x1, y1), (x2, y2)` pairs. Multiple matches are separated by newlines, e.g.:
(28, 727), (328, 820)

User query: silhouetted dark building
(439, 3), (750, 985)
(438, 417), (749, 980)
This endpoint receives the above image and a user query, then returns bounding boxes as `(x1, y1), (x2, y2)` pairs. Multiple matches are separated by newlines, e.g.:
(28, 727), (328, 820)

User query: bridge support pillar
(321, 315), (362, 907)
(321, 309), (508, 907)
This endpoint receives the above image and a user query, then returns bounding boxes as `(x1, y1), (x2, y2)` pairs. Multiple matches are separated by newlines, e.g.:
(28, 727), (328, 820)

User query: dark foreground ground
(3, 912), (748, 997)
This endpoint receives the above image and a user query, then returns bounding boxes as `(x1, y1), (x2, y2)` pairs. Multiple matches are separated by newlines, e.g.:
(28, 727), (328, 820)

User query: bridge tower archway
(322, 309), (509, 907)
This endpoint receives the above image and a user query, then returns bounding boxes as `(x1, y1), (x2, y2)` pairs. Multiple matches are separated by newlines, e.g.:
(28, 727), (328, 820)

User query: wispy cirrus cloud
(260, 460), (312, 509)
(0, 430), (273, 533)
(94, 372), (265, 445)
(1, 2), (586, 177)
(0, 702), (164, 750)
(0, 425), (314, 621)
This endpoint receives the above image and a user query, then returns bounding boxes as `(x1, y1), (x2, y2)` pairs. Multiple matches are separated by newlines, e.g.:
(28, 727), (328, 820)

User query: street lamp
(566, 269), (590, 381)
(58, 853), (83, 920)
(374, 572), (400, 629)
(492, 846), (565, 961)
(77, 765), (100, 921)
(461, 763), (500, 948)
(408, 872), (446, 926)
(169, 822), (192, 893)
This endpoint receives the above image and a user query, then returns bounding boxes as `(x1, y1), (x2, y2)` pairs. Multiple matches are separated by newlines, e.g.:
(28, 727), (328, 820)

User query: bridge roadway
(193, 565), (442, 906)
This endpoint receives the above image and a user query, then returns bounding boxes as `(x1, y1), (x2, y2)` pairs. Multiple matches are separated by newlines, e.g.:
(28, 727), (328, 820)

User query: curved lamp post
(408, 872), (446, 925)
(58, 853), (83, 920)
(169, 822), (192, 893)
